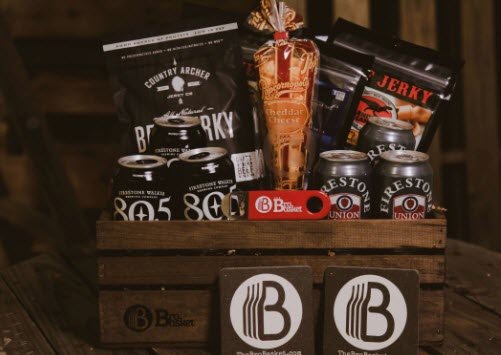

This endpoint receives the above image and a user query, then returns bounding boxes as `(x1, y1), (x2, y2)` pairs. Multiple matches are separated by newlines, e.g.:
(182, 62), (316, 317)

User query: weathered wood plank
(99, 289), (443, 346)
(98, 254), (445, 286)
(437, 289), (501, 354)
(461, 0), (501, 250)
(398, 0), (443, 205)
(1, 254), (111, 354)
(0, 17), (91, 250)
(97, 219), (446, 250)
(446, 239), (501, 316)
(0, 275), (56, 354)
(333, 0), (370, 27)
(2, 0), (256, 38)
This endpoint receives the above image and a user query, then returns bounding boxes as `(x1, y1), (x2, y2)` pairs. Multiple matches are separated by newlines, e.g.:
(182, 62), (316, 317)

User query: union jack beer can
(310, 150), (372, 220)
(176, 147), (236, 221)
(112, 155), (173, 221)
(148, 116), (207, 167)
(374, 150), (433, 219)
(356, 117), (416, 163)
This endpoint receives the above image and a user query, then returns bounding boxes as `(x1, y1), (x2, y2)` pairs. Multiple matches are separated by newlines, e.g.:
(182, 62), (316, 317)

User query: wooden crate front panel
(97, 219), (446, 250)
(98, 254), (445, 286)
(99, 289), (444, 346)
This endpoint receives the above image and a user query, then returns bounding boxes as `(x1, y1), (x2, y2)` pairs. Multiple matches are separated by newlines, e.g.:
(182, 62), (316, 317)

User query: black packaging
(313, 41), (374, 152)
(103, 17), (261, 189)
(329, 18), (463, 152)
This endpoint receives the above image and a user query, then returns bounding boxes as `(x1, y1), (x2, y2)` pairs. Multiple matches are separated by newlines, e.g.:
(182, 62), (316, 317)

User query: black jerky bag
(329, 19), (462, 151)
(314, 41), (374, 152)
(103, 18), (261, 188)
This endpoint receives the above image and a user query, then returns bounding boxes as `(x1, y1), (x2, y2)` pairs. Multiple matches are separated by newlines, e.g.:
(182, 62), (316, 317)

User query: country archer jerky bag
(103, 18), (261, 189)
(329, 19), (462, 151)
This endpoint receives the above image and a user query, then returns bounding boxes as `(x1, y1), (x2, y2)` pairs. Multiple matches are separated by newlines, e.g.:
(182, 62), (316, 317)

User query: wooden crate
(97, 216), (446, 350)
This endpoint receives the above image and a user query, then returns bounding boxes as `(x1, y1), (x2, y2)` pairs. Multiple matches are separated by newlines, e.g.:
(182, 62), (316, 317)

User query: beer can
(356, 117), (415, 162)
(310, 150), (372, 219)
(177, 147), (236, 221)
(112, 155), (173, 221)
(374, 150), (433, 219)
(148, 116), (207, 167)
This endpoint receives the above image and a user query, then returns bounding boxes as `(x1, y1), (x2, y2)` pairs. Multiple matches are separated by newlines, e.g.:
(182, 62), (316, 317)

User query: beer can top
(380, 150), (429, 163)
(118, 155), (168, 169)
(153, 115), (201, 128)
(369, 117), (413, 131)
(320, 150), (368, 162)
(179, 147), (228, 163)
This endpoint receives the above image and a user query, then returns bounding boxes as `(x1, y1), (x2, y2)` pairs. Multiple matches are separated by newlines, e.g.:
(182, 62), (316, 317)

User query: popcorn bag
(252, 0), (319, 190)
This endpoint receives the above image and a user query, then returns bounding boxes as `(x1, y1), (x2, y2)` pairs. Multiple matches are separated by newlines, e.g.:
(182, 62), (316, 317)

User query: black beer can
(310, 150), (372, 219)
(176, 147), (236, 221)
(148, 116), (207, 167)
(356, 117), (415, 163)
(374, 150), (433, 219)
(112, 155), (173, 221)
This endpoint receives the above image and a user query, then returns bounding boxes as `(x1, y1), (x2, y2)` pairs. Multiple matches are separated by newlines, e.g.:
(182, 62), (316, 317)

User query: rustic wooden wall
(0, 0), (500, 251)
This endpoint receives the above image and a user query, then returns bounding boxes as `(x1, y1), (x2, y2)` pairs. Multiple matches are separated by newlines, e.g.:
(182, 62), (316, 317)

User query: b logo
(333, 275), (407, 351)
(255, 196), (273, 213)
(124, 305), (153, 332)
(229, 274), (302, 349)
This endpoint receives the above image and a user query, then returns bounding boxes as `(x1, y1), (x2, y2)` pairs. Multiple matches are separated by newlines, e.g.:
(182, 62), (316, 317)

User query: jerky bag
(103, 18), (261, 189)
(253, 0), (320, 190)
(313, 41), (374, 152)
(329, 19), (462, 151)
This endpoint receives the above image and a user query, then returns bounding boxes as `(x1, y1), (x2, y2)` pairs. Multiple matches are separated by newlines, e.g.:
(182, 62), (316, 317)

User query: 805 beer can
(356, 117), (415, 162)
(375, 150), (433, 219)
(177, 147), (236, 221)
(310, 150), (372, 219)
(148, 116), (207, 167)
(112, 155), (173, 221)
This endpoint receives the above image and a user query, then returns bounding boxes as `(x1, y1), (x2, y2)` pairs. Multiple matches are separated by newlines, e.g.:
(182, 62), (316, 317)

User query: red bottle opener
(222, 190), (330, 220)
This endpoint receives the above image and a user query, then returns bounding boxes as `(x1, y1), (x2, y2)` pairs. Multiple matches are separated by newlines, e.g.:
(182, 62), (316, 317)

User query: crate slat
(97, 219), (446, 250)
(98, 254), (445, 286)
(333, 0), (370, 27)
(99, 289), (444, 345)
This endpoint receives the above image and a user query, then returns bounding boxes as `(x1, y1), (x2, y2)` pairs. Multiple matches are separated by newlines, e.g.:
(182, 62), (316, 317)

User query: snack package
(253, 0), (320, 190)
(329, 19), (463, 151)
(313, 41), (374, 152)
(103, 17), (262, 189)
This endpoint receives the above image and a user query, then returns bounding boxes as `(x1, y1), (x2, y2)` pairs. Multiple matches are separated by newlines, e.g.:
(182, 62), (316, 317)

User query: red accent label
(247, 190), (330, 220)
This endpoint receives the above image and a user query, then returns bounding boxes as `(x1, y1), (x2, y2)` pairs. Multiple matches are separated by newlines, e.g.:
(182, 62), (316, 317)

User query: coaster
(220, 266), (315, 355)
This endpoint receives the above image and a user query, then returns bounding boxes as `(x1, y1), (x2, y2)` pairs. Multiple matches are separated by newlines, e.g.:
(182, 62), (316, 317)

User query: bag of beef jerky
(329, 19), (463, 151)
(313, 41), (374, 152)
(102, 17), (261, 189)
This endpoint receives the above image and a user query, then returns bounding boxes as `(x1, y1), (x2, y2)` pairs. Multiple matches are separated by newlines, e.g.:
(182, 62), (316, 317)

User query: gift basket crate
(97, 215), (446, 348)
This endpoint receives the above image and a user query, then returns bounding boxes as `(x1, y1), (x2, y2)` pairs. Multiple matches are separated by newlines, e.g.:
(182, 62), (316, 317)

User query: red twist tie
(274, 31), (289, 40)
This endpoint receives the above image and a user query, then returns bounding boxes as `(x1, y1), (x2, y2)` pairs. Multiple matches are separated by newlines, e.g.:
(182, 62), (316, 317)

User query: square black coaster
(324, 266), (419, 355)
(220, 266), (315, 355)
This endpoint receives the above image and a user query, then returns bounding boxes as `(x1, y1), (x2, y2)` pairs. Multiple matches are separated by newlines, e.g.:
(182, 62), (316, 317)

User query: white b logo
(255, 196), (273, 213)
(333, 275), (407, 351)
(230, 274), (302, 349)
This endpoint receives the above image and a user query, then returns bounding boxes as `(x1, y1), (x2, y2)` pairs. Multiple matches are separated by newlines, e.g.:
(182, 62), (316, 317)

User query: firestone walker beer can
(356, 117), (416, 163)
(375, 150), (433, 219)
(177, 147), (236, 221)
(148, 116), (207, 167)
(112, 155), (173, 221)
(310, 150), (372, 219)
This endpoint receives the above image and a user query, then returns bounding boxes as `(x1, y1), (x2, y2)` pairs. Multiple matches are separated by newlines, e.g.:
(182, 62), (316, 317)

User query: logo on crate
(123, 304), (195, 332)
(330, 193), (362, 219)
(229, 273), (303, 349)
(393, 194), (426, 219)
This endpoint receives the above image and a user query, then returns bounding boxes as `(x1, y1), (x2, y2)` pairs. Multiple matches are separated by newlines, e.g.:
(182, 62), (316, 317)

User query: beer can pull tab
(222, 190), (330, 220)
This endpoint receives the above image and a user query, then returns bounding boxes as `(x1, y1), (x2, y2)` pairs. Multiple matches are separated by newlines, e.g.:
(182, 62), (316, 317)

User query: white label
(231, 150), (262, 183)
(103, 23), (239, 52)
